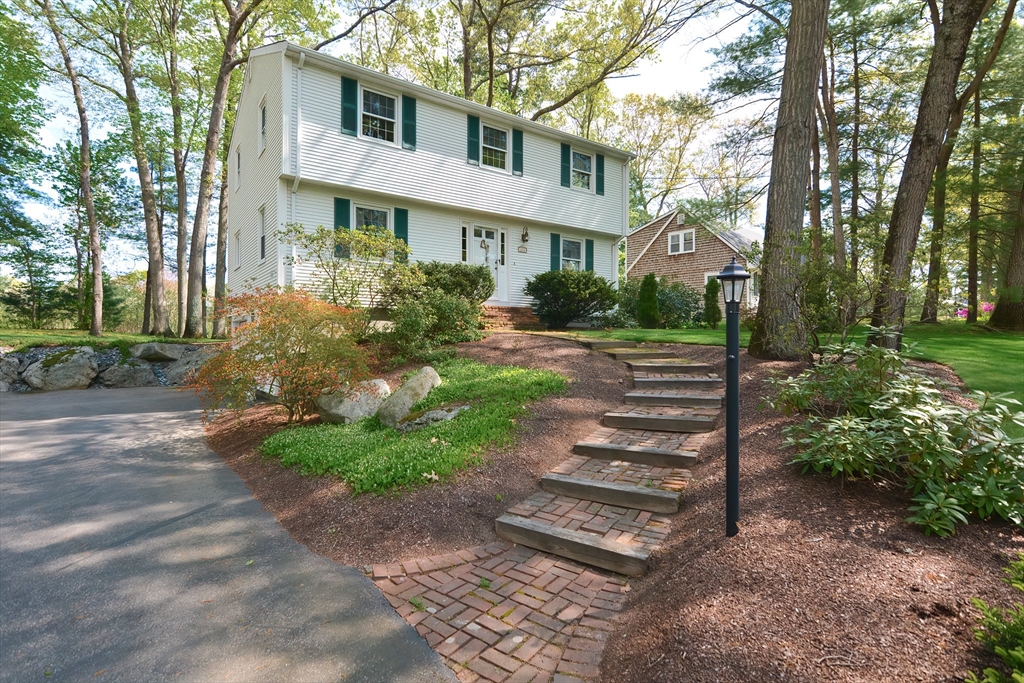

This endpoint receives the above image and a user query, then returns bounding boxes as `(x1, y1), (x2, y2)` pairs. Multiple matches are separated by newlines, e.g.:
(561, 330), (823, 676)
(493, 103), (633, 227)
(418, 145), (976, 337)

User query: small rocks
(22, 347), (98, 391)
(316, 379), (391, 424)
(396, 405), (471, 432)
(377, 366), (443, 428)
(130, 342), (186, 362)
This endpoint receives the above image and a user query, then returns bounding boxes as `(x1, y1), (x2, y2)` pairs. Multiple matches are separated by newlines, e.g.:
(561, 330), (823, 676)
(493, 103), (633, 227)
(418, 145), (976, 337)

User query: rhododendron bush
(191, 288), (369, 423)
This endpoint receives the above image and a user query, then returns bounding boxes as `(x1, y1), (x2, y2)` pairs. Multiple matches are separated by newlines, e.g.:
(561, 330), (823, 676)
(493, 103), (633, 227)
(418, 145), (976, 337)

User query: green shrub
(636, 273), (661, 328)
(419, 261), (495, 304)
(374, 290), (483, 364)
(703, 278), (722, 329)
(524, 270), (617, 329)
(602, 276), (702, 329)
(966, 554), (1024, 683)
(768, 332), (1024, 536)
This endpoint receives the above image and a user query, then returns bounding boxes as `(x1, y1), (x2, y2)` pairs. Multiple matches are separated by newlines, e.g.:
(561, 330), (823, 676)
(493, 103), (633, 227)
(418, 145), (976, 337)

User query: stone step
(580, 339), (637, 349)
(495, 514), (650, 577)
(539, 473), (681, 513)
(624, 389), (722, 408)
(627, 361), (714, 373)
(572, 426), (703, 468)
(602, 349), (679, 360)
(603, 409), (717, 433)
(633, 375), (724, 390)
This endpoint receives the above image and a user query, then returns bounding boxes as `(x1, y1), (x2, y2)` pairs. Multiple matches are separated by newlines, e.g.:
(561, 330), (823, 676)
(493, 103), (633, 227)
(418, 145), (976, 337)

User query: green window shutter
(341, 77), (358, 136)
(467, 115), (480, 164)
(394, 208), (409, 261)
(560, 143), (570, 187)
(585, 239), (594, 272)
(550, 233), (561, 271)
(334, 197), (350, 258)
(512, 129), (524, 176)
(596, 154), (605, 196)
(401, 96), (417, 150)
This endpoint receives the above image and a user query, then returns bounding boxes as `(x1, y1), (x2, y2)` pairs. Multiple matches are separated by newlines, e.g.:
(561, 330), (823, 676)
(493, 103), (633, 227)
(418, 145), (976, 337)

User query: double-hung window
(355, 205), (389, 233)
(482, 125), (508, 170)
(668, 229), (695, 254)
(258, 98), (267, 153)
(561, 238), (582, 271)
(258, 206), (266, 261)
(361, 88), (396, 143)
(571, 151), (592, 190)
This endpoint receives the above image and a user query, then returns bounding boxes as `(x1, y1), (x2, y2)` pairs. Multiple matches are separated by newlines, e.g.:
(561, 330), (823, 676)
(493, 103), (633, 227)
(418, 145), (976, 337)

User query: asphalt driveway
(0, 387), (456, 683)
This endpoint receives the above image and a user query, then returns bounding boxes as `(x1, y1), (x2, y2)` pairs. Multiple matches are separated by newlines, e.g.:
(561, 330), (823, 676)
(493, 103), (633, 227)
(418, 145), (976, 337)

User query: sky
(19, 6), (762, 279)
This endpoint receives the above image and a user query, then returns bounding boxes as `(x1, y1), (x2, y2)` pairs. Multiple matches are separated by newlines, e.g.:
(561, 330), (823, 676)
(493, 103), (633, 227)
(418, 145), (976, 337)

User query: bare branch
(731, 0), (783, 29)
(314, 0), (403, 51)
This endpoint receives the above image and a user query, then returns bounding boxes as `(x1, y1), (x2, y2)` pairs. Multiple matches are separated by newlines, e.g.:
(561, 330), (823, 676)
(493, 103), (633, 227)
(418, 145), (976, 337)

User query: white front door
(471, 225), (508, 303)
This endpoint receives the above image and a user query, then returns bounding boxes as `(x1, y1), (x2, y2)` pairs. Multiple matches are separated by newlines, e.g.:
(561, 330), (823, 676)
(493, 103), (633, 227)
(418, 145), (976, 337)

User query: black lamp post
(716, 257), (750, 537)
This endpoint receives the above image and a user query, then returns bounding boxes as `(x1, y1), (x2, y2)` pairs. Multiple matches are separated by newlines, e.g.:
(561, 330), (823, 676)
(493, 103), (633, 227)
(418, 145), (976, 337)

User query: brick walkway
(550, 454), (690, 492)
(631, 370), (721, 379)
(578, 425), (709, 453)
(372, 542), (628, 682)
(605, 405), (720, 419)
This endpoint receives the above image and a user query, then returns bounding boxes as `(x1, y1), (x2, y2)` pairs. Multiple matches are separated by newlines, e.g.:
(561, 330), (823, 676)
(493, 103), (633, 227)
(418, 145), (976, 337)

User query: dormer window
(361, 88), (396, 142)
(668, 229), (695, 254)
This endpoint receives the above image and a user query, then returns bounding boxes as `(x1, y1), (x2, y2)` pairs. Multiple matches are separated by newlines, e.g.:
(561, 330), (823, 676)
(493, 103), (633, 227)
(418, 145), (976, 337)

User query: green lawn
(556, 327), (749, 347)
(261, 357), (566, 494)
(0, 329), (222, 353)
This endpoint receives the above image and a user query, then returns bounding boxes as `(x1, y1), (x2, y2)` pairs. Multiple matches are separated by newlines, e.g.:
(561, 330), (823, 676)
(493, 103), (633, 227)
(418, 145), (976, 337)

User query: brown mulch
(203, 333), (1022, 682)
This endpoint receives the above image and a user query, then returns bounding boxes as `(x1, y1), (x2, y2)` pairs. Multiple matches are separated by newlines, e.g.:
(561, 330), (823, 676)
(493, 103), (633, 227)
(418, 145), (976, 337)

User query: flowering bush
(190, 288), (368, 423)
(982, 302), (995, 314)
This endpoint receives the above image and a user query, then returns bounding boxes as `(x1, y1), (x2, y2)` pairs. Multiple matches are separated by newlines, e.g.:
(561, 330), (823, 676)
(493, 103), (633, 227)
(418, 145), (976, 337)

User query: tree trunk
(38, 0), (103, 336)
(184, 24), (241, 338)
(850, 31), (860, 276)
(142, 264), (151, 334)
(868, 0), (990, 348)
(967, 88), (981, 322)
(748, 0), (830, 361)
(169, 4), (188, 338)
(213, 163), (229, 338)
(989, 176), (1024, 330)
(920, 154), (948, 323)
(809, 120), (823, 262)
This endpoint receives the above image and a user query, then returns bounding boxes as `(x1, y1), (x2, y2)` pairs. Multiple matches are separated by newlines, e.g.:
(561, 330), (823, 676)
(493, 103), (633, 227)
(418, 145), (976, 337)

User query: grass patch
(0, 329), (220, 354)
(557, 327), (749, 347)
(260, 357), (566, 494)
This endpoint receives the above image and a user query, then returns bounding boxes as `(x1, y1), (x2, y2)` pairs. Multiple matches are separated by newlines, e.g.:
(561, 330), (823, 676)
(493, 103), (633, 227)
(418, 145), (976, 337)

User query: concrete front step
(602, 349), (678, 360)
(495, 514), (650, 576)
(627, 361), (714, 373)
(540, 472), (681, 513)
(625, 389), (723, 408)
(580, 339), (637, 349)
(634, 375), (724, 390)
(604, 410), (717, 433)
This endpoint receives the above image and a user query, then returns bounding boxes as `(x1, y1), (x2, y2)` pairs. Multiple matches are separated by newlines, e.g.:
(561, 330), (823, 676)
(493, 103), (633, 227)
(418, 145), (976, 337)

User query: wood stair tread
(603, 407), (718, 433)
(626, 361), (713, 373)
(625, 389), (723, 408)
(541, 455), (690, 513)
(602, 349), (679, 360)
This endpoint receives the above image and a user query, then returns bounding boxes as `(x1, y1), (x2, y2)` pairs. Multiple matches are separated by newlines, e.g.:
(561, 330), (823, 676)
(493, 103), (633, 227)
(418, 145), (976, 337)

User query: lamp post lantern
(716, 257), (750, 537)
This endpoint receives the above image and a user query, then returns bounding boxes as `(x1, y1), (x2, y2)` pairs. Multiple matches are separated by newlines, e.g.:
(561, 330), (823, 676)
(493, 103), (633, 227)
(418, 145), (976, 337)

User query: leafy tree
(636, 272), (661, 328)
(703, 277), (721, 330)
(0, 219), (67, 328)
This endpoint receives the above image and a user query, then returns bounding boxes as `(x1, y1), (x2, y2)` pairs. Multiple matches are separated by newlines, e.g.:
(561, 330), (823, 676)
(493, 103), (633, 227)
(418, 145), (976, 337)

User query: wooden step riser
(628, 363), (714, 373)
(582, 339), (637, 349)
(633, 378), (724, 390)
(606, 351), (679, 360)
(539, 474), (680, 514)
(572, 442), (698, 469)
(603, 414), (715, 433)
(495, 515), (649, 577)
(624, 393), (722, 408)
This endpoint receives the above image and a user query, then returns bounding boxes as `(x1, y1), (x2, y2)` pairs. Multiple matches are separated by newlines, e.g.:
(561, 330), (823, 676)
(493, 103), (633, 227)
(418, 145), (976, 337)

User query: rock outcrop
(377, 366), (442, 428)
(315, 379), (391, 424)
(396, 405), (470, 432)
(22, 347), (98, 391)
(162, 346), (219, 385)
(130, 342), (186, 362)
(100, 359), (160, 388)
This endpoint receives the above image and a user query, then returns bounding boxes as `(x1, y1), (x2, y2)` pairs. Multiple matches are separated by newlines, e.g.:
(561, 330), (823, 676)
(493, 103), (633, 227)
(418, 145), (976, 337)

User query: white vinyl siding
(669, 229), (695, 254)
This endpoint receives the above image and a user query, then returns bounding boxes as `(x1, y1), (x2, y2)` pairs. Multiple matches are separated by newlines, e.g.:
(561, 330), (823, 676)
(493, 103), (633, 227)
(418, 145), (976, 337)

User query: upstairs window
(571, 151), (592, 190)
(562, 238), (582, 271)
(234, 148), (241, 189)
(355, 206), (389, 232)
(668, 229), (695, 254)
(362, 88), (396, 143)
(258, 206), (266, 261)
(482, 125), (508, 170)
(259, 98), (267, 152)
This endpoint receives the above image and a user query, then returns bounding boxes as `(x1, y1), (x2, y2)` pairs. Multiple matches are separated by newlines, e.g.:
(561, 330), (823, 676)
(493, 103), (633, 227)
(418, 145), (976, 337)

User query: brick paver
(604, 405), (720, 419)
(626, 387), (723, 399)
(504, 492), (671, 550)
(550, 454), (691, 492)
(372, 544), (628, 682)
(577, 425), (709, 453)
(631, 370), (721, 380)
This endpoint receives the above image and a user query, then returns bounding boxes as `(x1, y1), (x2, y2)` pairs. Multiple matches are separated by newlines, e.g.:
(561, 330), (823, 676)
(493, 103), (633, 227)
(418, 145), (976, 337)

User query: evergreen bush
(703, 277), (722, 329)
(419, 261), (495, 304)
(524, 270), (618, 329)
(636, 273), (661, 328)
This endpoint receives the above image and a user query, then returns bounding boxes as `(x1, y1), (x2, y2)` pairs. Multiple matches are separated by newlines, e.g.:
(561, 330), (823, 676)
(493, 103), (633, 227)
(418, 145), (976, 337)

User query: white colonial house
(226, 41), (633, 316)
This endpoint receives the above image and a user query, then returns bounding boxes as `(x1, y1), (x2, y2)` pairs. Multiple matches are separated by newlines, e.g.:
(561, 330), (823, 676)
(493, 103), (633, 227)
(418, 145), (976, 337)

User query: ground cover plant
(768, 331), (1024, 536)
(968, 553), (1024, 683)
(261, 357), (566, 493)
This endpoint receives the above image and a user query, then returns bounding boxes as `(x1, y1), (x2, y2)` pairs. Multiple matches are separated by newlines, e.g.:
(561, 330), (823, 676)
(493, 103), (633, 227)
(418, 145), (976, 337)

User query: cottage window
(562, 238), (582, 271)
(668, 229), (695, 254)
(482, 125), (508, 170)
(361, 88), (396, 142)
(571, 151), (592, 190)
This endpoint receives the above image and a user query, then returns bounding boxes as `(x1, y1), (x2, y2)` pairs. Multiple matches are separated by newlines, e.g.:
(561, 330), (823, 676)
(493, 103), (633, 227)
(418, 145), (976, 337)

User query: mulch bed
(204, 333), (1023, 682)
